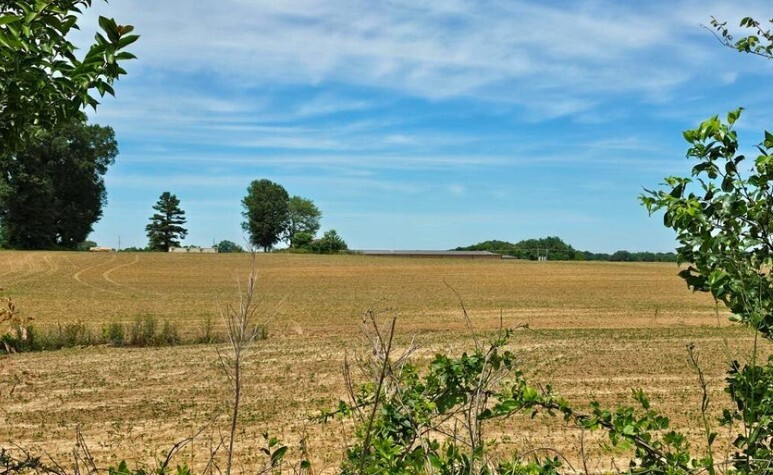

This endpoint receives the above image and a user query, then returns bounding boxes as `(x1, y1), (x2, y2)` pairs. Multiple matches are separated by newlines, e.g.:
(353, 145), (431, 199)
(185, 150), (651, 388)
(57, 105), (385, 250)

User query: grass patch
(0, 315), (266, 354)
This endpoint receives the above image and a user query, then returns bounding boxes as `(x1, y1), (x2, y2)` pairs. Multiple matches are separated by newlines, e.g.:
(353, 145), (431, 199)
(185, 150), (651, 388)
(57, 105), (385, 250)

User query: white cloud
(78, 0), (773, 115)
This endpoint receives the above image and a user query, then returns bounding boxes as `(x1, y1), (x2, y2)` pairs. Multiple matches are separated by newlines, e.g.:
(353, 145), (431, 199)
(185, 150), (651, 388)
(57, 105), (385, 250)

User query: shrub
(47, 322), (93, 349)
(159, 320), (181, 346)
(310, 229), (348, 254)
(102, 322), (125, 347)
(129, 315), (158, 346)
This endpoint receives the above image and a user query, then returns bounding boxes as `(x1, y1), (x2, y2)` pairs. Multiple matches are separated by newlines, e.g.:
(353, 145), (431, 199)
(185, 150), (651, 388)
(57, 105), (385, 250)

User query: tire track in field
(0, 253), (26, 281)
(101, 254), (166, 297)
(18, 253), (57, 282)
(43, 254), (60, 277)
(62, 255), (81, 271)
(72, 254), (121, 293)
(0, 254), (26, 289)
(102, 255), (140, 288)
(2, 253), (53, 287)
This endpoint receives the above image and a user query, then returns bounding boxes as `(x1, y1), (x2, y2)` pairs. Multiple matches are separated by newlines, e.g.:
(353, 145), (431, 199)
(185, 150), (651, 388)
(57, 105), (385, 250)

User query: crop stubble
(0, 251), (756, 471)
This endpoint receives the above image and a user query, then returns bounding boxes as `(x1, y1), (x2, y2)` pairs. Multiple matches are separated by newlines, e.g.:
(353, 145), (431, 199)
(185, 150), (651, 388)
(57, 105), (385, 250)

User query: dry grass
(0, 251), (755, 472)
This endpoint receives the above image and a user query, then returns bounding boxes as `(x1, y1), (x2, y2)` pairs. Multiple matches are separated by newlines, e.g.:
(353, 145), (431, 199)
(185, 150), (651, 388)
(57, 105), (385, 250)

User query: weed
(103, 322), (125, 347)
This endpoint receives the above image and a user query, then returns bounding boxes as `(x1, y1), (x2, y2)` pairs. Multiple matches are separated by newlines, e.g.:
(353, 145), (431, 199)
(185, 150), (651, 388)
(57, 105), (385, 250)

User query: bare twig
(687, 343), (716, 475)
(358, 317), (396, 473)
(159, 415), (220, 473)
(443, 279), (479, 350)
(216, 249), (271, 475)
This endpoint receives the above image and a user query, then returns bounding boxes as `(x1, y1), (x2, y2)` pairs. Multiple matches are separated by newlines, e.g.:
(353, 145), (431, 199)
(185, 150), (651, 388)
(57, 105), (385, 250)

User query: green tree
(291, 231), (314, 250)
(76, 240), (98, 251)
(146, 192), (188, 252)
(286, 196), (322, 248)
(0, 118), (118, 249)
(216, 240), (243, 253)
(0, 1), (137, 157)
(241, 179), (290, 252)
(609, 250), (632, 262)
(311, 229), (348, 254)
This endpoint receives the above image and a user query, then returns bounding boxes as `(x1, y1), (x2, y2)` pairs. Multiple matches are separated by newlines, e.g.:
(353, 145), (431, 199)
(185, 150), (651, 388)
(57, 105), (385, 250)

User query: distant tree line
(456, 236), (677, 262)
(130, 179), (348, 253)
(241, 179), (348, 254)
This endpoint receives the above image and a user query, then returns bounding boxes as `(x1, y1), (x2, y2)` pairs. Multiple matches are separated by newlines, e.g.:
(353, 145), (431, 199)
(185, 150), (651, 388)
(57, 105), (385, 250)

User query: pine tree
(146, 192), (188, 252)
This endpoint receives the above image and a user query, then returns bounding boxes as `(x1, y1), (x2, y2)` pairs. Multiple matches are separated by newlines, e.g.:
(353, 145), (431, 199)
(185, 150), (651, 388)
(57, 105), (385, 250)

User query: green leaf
(721, 175), (734, 192)
(765, 131), (773, 149)
(728, 108), (743, 125)
(0, 15), (20, 26)
(117, 34), (140, 49)
(98, 16), (120, 43)
(271, 446), (288, 465)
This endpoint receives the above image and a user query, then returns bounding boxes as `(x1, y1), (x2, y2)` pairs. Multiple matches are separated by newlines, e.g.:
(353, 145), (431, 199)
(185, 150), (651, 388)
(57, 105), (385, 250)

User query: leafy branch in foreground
(0, 0), (138, 157)
(323, 312), (710, 475)
(642, 110), (773, 338)
(709, 16), (773, 60)
(642, 109), (773, 475)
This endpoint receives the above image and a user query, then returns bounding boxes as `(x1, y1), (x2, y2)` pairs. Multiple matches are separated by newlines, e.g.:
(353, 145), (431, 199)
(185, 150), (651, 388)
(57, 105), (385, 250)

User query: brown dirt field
(0, 252), (760, 472)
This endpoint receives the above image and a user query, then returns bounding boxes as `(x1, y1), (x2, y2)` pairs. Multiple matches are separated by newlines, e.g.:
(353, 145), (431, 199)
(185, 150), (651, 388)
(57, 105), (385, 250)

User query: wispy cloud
(82, 0), (771, 113)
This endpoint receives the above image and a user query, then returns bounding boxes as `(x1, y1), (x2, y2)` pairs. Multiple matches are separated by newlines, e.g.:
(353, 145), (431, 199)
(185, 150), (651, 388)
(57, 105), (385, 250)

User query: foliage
(310, 229), (348, 254)
(722, 355), (773, 473)
(457, 237), (677, 261)
(241, 179), (290, 252)
(146, 192), (188, 252)
(0, 1), (137, 158)
(710, 16), (773, 60)
(0, 118), (117, 249)
(216, 240), (243, 253)
(77, 240), (98, 251)
(458, 237), (577, 260)
(327, 316), (709, 475)
(120, 246), (149, 252)
(641, 110), (773, 337)
(0, 313), (247, 354)
(286, 196), (322, 248)
(289, 232), (314, 250)
(327, 315), (519, 474)
(642, 109), (773, 475)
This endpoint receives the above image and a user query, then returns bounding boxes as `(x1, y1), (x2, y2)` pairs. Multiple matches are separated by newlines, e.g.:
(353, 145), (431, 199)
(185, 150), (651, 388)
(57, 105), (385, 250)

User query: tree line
(142, 179), (348, 253)
(456, 236), (678, 262)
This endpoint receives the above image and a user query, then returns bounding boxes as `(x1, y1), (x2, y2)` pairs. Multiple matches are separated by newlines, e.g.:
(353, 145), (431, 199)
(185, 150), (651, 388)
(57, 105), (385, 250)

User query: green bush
(159, 320), (181, 346)
(102, 322), (125, 347)
(129, 315), (158, 346)
(46, 322), (93, 349)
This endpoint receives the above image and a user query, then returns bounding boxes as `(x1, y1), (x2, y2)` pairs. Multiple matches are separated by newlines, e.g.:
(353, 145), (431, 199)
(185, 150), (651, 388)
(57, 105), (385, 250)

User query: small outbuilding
(358, 250), (501, 259)
(168, 247), (218, 253)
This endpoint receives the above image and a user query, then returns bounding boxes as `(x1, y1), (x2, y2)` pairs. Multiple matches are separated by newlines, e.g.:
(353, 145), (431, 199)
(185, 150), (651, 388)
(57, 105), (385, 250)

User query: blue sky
(75, 0), (773, 252)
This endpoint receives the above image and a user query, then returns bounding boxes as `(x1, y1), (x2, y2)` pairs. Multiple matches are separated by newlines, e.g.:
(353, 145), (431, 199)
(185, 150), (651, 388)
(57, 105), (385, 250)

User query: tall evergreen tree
(146, 192), (188, 252)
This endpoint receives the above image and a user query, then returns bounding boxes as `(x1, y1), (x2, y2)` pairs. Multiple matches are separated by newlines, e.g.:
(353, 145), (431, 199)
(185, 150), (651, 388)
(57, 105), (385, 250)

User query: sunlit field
(0, 251), (754, 472)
